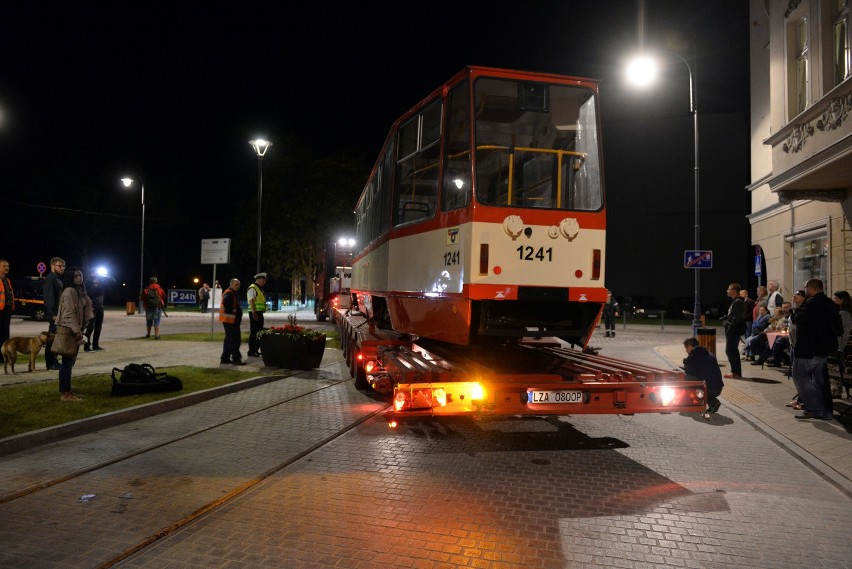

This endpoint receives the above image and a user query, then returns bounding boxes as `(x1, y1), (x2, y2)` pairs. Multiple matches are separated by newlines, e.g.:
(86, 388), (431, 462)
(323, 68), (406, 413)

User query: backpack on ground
(145, 287), (161, 309)
(111, 363), (182, 396)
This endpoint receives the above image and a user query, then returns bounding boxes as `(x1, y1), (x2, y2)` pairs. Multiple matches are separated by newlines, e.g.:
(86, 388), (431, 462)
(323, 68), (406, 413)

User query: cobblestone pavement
(0, 314), (849, 568)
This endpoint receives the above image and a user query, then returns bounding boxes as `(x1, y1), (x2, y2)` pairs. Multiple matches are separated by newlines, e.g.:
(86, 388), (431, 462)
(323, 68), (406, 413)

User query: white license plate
(528, 390), (583, 404)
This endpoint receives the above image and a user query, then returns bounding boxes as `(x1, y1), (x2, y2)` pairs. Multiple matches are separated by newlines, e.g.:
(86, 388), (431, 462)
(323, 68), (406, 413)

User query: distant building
(749, 0), (851, 295)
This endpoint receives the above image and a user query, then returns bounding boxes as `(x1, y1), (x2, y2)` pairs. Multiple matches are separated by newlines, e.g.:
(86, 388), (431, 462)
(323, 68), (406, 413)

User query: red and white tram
(351, 66), (606, 347)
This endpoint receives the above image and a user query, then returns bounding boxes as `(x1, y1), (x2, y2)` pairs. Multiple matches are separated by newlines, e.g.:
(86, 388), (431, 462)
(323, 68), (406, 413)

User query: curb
(0, 373), (291, 458)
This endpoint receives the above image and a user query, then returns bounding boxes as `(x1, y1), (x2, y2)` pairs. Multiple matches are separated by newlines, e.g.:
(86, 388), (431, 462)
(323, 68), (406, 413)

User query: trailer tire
(353, 358), (369, 389)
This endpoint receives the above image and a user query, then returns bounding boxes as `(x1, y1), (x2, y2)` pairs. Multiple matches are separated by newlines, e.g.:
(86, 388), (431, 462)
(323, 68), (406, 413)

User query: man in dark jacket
(722, 282), (746, 379)
(42, 257), (65, 371)
(790, 278), (842, 420)
(683, 337), (724, 413)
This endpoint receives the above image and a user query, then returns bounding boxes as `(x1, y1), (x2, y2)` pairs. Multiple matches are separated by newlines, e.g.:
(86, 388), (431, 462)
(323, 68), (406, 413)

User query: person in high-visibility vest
(246, 272), (268, 357)
(219, 278), (245, 365)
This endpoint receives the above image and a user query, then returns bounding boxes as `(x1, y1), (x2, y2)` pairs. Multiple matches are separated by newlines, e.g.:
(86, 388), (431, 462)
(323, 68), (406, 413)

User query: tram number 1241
(517, 246), (553, 262)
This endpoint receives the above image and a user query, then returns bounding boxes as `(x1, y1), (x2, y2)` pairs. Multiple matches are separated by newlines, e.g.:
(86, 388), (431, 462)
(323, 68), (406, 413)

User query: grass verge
(0, 365), (258, 439)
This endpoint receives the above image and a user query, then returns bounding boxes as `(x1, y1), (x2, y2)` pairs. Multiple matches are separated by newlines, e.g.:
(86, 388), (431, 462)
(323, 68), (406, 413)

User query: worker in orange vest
(219, 278), (245, 365)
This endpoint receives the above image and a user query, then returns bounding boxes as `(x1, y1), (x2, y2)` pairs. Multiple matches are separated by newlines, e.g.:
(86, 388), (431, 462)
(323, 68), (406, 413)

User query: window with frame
(834, 0), (850, 86)
(395, 99), (441, 225)
(792, 235), (828, 289)
(796, 16), (809, 115)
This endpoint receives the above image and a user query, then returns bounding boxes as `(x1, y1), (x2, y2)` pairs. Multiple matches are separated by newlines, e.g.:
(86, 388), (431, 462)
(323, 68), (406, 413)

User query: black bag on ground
(111, 363), (183, 396)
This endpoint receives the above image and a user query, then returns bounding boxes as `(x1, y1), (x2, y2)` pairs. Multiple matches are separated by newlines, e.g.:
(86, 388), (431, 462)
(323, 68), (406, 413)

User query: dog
(3, 331), (54, 374)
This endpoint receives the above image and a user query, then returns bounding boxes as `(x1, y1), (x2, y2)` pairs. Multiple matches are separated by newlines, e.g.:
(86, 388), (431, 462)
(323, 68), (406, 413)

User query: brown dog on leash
(3, 331), (54, 374)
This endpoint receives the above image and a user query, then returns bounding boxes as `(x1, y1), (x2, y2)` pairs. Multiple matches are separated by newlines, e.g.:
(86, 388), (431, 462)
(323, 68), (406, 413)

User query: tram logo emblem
(446, 226), (460, 245)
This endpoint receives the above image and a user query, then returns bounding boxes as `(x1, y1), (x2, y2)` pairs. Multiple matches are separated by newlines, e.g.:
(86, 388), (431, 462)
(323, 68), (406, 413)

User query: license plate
(528, 390), (583, 404)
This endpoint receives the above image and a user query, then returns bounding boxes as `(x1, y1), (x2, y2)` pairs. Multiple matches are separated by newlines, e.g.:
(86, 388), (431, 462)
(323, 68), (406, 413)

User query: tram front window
(473, 78), (602, 211)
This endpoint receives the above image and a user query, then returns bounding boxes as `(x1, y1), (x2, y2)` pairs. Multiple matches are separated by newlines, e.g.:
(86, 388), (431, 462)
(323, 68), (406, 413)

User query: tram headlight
(470, 383), (485, 400)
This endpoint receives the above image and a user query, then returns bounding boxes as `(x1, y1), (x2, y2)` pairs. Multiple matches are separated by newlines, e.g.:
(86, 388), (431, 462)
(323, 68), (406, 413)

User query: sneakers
(708, 400), (721, 413)
(247, 352), (261, 357)
(60, 392), (83, 402)
(93, 346), (105, 351)
(232, 360), (247, 366)
(604, 332), (610, 337)
(154, 336), (161, 340)
(723, 373), (742, 379)
(145, 333), (151, 338)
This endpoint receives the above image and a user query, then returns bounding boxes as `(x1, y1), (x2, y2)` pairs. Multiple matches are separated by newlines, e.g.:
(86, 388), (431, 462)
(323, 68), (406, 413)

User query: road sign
(201, 238), (230, 264)
(36, 262), (46, 275)
(754, 254), (762, 276)
(168, 289), (197, 305)
(684, 250), (713, 269)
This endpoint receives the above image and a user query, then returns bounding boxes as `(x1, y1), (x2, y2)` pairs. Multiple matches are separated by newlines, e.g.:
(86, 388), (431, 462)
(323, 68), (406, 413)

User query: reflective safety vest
(0, 277), (13, 312)
(219, 290), (239, 324)
(248, 283), (266, 312)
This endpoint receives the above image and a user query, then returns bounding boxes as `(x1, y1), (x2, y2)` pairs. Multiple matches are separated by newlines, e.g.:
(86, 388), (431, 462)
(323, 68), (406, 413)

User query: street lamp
(249, 138), (272, 275)
(121, 176), (145, 314)
(626, 50), (702, 334)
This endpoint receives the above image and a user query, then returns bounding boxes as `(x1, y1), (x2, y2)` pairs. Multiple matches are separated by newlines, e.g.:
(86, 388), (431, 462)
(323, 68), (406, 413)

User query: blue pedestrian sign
(684, 250), (713, 269)
(754, 254), (762, 276)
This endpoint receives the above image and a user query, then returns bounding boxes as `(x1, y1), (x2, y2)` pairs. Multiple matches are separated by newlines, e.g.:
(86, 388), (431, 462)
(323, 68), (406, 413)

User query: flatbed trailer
(335, 307), (708, 427)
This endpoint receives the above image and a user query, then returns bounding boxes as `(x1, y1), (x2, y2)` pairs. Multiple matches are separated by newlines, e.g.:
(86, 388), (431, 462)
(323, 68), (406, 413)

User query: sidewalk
(654, 335), (852, 494)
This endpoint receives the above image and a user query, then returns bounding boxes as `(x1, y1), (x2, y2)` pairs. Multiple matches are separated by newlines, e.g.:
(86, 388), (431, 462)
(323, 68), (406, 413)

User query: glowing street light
(626, 49), (701, 333)
(249, 138), (272, 275)
(121, 176), (145, 314)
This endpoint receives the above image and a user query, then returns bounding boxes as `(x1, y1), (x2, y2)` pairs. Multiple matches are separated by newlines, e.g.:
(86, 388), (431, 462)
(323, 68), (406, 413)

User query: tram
(351, 66), (606, 347)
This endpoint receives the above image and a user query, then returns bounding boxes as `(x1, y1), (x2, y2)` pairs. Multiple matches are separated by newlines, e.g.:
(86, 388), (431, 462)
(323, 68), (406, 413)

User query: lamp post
(249, 139), (272, 275)
(626, 49), (701, 334)
(121, 176), (145, 314)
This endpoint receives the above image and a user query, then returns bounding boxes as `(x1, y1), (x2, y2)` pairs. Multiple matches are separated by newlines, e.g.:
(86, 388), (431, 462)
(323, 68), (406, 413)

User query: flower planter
(260, 334), (326, 370)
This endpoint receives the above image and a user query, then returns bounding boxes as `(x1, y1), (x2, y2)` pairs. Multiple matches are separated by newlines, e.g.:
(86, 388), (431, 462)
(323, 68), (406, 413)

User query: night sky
(0, 1), (751, 309)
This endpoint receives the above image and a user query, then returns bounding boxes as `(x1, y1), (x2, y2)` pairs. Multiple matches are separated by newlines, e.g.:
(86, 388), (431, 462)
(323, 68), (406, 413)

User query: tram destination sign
(684, 250), (713, 269)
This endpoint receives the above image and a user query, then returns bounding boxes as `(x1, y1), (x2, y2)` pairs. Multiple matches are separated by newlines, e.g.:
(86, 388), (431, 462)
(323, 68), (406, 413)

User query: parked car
(625, 295), (665, 319)
(13, 276), (46, 321)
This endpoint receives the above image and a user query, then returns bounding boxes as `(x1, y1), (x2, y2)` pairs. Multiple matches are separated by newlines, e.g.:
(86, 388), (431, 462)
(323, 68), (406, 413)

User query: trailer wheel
(351, 350), (369, 389)
(345, 336), (355, 368)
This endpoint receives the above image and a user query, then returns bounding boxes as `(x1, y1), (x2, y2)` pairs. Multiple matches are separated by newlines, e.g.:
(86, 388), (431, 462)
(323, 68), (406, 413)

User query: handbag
(50, 325), (79, 357)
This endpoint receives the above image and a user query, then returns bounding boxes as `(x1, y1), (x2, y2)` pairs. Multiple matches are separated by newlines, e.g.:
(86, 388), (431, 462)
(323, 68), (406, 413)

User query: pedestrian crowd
(715, 278), (851, 421)
(1, 256), (276, 401)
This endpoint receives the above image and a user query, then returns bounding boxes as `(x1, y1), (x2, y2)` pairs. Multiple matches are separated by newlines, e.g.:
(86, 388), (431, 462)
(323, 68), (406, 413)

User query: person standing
(247, 272), (268, 356)
(682, 337), (724, 414)
(767, 280), (784, 313)
(830, 290), (852, 397)
(84, 273), (113, 351)
(55, 267), (93, 401)
(198, 283), (211, 313)
(219, 278), (245, 365)
(789, 278), (842, 420)
(0, 260), (14, 347)
(601, 290), (619, 338)
(141, 277), (166, 339)
(722, 282), (746, 379)
(43, 257), (65, 371)
(740, 289), (756, 339)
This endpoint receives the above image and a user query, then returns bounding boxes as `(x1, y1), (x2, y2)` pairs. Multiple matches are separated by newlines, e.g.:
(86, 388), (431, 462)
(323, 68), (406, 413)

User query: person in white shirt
(767, 280), (784, 313)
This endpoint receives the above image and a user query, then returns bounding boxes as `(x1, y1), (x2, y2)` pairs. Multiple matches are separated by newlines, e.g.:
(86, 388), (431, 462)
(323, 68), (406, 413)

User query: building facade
(749, 0), (852, 298)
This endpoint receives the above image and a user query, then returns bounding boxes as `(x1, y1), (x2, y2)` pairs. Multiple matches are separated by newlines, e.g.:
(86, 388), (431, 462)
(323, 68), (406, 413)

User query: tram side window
(442, 81), (471, 211)
(395, 100), (441, 225)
